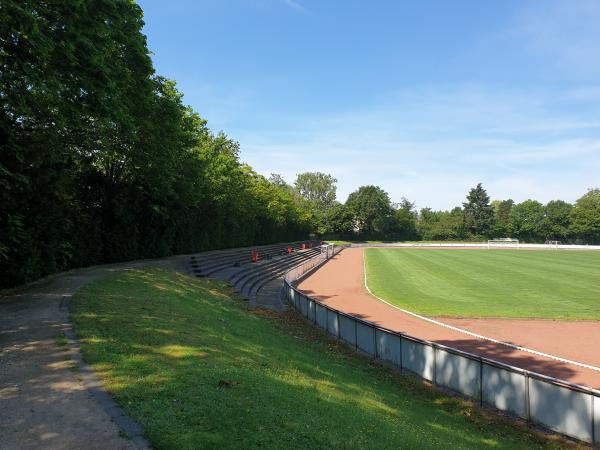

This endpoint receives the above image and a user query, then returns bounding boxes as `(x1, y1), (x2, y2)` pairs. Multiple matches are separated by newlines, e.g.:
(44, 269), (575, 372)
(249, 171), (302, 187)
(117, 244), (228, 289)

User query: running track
(297, 247), (600, 389)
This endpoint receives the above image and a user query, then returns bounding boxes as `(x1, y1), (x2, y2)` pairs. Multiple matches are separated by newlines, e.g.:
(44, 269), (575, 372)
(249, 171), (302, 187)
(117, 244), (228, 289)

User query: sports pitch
(364, 248), (600, 320)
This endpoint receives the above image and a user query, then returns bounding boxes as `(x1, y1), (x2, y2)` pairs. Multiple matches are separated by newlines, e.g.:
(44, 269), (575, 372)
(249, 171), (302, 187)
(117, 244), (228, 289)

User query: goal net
(487, 238), (519, 249)
(545, 240), (561, 249)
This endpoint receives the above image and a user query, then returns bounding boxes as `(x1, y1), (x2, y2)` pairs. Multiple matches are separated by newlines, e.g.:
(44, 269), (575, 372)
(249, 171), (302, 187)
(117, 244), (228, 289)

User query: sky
(137, 0), (600, 210)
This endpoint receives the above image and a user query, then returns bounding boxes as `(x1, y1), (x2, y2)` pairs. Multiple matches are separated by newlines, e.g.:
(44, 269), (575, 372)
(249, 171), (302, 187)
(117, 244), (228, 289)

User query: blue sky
(137, 0), (600, 210)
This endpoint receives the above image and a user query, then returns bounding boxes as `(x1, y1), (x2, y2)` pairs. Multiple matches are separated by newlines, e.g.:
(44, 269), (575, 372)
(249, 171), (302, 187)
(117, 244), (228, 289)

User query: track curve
(297, 247), (600, 389)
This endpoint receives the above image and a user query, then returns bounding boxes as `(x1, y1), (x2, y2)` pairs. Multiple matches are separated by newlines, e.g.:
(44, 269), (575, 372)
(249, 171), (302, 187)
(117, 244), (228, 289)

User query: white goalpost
(487, 238), (519, 249)
(545, 240), (561, 249)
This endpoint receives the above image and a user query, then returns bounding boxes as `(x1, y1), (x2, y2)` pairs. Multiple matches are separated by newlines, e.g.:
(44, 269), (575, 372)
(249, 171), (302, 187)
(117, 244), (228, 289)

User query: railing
(348, 242), (600, 250)
(283, 248), (600, 446)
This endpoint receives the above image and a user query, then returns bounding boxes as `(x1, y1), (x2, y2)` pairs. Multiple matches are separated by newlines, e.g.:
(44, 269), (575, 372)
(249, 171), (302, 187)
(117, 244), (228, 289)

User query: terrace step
(189, 242), (323, 307)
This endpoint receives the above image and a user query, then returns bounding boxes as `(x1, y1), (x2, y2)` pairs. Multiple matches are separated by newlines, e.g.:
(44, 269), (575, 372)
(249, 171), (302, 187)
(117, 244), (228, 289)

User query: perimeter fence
(283, 247), (600, 446)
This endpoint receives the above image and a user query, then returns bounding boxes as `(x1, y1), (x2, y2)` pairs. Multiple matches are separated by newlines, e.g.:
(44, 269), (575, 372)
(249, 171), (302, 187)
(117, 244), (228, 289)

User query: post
(432, 345), (437, 386)
(479, 360), (483, 407)
(525, 373), (531, 423)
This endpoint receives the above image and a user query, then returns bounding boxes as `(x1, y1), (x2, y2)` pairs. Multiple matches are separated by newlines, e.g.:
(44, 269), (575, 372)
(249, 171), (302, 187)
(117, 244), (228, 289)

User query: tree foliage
(346, 186), (392, 237)
(463, 183), (494, 237)
(294, 172), (337, 212)
(0, 1), (311, 287)
(570, 189), (600, 244)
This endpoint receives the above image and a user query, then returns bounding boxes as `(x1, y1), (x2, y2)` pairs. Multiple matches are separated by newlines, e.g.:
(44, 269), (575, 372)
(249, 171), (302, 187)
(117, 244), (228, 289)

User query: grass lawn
(70, 268), (565, 450)
(365, 248), (600, 319)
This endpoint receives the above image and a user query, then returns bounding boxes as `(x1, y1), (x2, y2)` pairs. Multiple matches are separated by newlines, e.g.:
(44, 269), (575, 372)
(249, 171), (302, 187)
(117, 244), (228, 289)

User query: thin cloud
(281, 0), (304, 12)
(510, 0), (600, 77)
(238, 84), (600, 209)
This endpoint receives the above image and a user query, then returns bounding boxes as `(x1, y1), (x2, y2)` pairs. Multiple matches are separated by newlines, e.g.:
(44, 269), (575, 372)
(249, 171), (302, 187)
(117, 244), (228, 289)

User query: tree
(345, 186), (393, 238)
(294, 172), (337, 212)
(323, 203), (355, 237)
(491, 199), (514, 237)
(509, 200), (545, 242)
(394, 198), (419, 240)
(417, 207), (466, 241)
(570, 189), (600, 244)
(540, 200), (572, 241)
(268, 173), (291, 190)
(463, 183), (494, 237)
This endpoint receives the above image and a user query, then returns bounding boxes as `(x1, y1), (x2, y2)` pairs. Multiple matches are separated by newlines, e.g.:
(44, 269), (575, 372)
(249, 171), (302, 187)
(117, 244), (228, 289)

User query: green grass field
(70, 268), (563, 449)
(365, 248), (600, 319)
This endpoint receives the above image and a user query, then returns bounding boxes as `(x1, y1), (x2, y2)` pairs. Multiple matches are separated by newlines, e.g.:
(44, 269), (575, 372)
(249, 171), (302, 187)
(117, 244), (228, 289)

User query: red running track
(297, 247), (600, 389)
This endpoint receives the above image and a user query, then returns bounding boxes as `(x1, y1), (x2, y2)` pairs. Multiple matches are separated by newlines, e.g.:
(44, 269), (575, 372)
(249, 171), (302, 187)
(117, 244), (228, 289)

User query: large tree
(345, 185), (393, 238)
(462, 183), (494, 237)
(393, 198), (419, 240)
(540, 200), (572, 241)
(509, 200), (545, 242)
(418, 207), (466, 241)
(323, 203), (355, 237)
(294, 172), (337, 211)
(570, 189), (600, 244)
(490, 199), (514, 237)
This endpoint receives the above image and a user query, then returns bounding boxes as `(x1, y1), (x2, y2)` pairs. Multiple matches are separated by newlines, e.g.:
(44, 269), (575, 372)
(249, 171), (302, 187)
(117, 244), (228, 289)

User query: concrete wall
(482, 363), (527, 418)
(339, 315), (357, 347)
(356, 322), (376, 356)
(435, 349), (480, 398)
(594, 395), (600, 446)
(529, 378), (593, 443)
(376, 330), (401, 367)
(401, 338), (434, 382)
(315, 304), (327, 329)
(326, 309), (338, 337)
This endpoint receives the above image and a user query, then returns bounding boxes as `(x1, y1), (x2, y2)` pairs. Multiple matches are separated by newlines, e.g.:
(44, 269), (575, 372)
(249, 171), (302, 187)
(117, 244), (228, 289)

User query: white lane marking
(361, 249), (600, 373)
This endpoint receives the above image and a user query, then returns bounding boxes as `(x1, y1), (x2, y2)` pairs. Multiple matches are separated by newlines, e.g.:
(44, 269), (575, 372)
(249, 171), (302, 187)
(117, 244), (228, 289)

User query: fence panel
(435, 349), (481, 398)
(401, 338), (434, 382)
(594, 395), (599, 445)
(315, 304), (327, 329)
(529, 378), (593, 443)
(356, 322), (376, 356)
(307, 298), (315, 322)
(481, 363), (527, 418)
(326, 309), (339, 337)
(299, 294), (308, 317)
(339, 315), (357, 347)
(376, 329), (401, 367)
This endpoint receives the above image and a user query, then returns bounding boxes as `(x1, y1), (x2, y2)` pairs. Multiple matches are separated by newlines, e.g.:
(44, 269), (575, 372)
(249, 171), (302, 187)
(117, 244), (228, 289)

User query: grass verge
(365, 248), (600, 319)
(71, 268), (572, 449)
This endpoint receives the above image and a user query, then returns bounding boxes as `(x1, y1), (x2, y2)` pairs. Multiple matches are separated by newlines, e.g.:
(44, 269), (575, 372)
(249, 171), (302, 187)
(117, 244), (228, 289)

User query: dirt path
(297, 247), (600, 389)
(0, 257), (187, 450)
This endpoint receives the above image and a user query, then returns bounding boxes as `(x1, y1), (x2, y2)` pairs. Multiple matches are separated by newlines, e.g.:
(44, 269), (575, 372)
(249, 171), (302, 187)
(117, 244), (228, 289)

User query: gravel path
(0, 257), (187, 450)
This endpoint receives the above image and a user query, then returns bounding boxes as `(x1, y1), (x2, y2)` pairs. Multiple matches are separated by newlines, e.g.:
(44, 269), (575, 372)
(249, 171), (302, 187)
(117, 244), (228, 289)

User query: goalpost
(487, 238), (519, 249)
(545, 240), (561, 249)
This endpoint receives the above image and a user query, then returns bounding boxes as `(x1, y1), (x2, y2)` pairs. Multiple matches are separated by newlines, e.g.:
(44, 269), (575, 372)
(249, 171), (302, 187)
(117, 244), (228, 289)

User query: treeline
(2, 3), (599, 289)
(0, 1), (312, 287)
(416, 184), (600, 244)
(293, 175), (600, 245)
